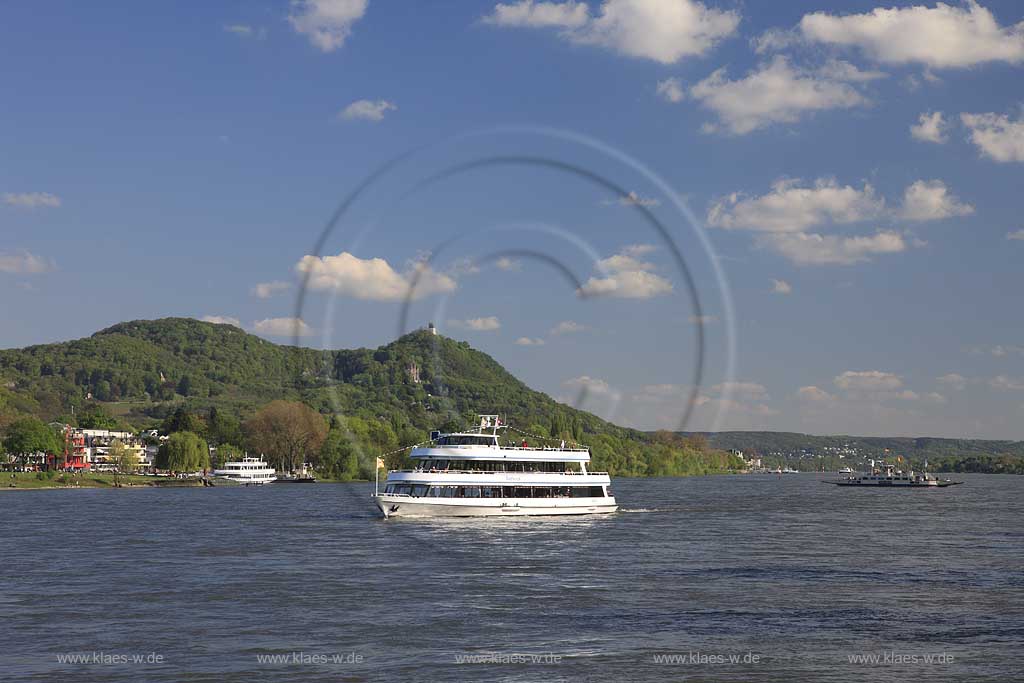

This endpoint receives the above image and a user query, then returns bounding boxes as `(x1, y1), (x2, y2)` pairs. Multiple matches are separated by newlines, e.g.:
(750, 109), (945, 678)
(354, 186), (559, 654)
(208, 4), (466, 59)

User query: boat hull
(373, 495), (618, 518)
(831, 480), (960, 487)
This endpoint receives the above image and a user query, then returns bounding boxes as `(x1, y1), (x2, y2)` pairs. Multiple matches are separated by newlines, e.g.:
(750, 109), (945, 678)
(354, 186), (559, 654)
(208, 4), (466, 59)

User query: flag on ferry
(375, 456), (385, 469)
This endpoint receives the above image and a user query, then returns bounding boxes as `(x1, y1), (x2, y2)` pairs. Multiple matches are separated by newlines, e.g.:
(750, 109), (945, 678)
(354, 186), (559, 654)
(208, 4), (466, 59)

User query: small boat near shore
(212, 456), (277, 486)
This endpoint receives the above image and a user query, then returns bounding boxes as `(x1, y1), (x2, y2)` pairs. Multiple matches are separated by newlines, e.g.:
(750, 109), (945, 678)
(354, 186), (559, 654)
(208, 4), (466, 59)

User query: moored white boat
(213, 456), (277, 486)
(373, 415), (617, 518)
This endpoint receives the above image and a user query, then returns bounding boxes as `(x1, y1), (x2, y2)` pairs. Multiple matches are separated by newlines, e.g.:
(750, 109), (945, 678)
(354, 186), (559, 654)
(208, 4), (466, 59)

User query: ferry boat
(838, 466), (854, 474)
(830, 460), (960, 487)
(212, 456), (277, 486)
(373, 415), (617, 518)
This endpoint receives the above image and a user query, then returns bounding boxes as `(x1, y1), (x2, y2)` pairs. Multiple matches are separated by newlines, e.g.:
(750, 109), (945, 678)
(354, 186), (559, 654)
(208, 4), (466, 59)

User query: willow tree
(243, 401), (327, 474)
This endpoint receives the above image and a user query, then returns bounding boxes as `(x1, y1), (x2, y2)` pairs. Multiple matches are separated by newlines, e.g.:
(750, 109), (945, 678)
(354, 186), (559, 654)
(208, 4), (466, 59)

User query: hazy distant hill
(689, 431), (1024, 474)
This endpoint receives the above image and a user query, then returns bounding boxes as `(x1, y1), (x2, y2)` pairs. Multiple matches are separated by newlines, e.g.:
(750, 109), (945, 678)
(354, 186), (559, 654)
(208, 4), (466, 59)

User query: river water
(2, 473), (1021, 682)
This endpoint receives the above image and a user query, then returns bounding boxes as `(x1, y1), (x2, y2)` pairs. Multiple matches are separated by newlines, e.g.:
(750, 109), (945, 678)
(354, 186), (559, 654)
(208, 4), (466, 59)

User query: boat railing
(413, 444), (590, 452)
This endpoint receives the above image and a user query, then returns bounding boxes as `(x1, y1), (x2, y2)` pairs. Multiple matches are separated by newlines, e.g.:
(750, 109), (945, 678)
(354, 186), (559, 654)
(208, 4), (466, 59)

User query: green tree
(207, 407), (242, 447)
(156, 431), (209, 472)
(3, 417), (62, 469)
(212, 443), (243, 469)
(243, 401), (327, 474)
(161, 407), (206, 436)
(107, 439), (138, 485)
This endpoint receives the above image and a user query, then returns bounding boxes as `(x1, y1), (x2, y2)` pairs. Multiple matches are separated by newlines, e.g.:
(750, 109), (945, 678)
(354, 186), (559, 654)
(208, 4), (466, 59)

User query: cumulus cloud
(797, 385), (833, 402)
(911, 111), (948, 143)
(200, 315), (242, 327)
(551, 320), (586, 335)
(835, 370), (903, 392)
(771, 279), (792, 294)
(709, 176), (971, 266)
(482, 0), (589, 28)
(961, 112), (1024, 162)
(564, 375), (618, 396)
(711, 381), (768, 401)
(515, 336), (546, 346)
(689, 57), (871, 135)
(990, 375), (1024, 391)
(797, 1), (1024, 68)
(708, 177), (884, 233)
(2, 192), (61, 208)
(0, 250), (56, 274)
(483, 0), (740, 64)
(898, 180), (974, 221)
(339, 99), (397, 122)
(758, 231), (907, 265)
(1007, 229), (1024, 241)
(451, 316), (501, 331)
(495, 257), (521, 271)
(252, 317), (314, 337)
(295, 251), (456, 301)
(224, 24), (266, 39)
(656, 76), (685, 103)
(251, 281), (291, 299)
(578, 248), (673, 298)
(288, 0), (367, 52)
(937, 373), (967, 390)
(605, 190), (660, 207)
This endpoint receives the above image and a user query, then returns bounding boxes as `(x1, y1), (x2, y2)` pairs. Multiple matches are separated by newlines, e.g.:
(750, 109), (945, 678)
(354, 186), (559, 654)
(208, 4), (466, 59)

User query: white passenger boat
(212, 456), (277, 486)
(373, 415), (617, 518)
(830, 460), (960, 487)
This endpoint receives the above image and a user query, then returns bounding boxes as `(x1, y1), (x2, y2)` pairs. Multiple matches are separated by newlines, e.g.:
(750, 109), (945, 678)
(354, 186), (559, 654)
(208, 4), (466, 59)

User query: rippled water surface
(3, 474), (1022, 682)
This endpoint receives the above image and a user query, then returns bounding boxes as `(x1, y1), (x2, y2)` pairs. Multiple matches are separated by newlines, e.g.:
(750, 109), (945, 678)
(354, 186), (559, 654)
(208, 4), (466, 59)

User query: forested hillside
(0, 318), (741, 477)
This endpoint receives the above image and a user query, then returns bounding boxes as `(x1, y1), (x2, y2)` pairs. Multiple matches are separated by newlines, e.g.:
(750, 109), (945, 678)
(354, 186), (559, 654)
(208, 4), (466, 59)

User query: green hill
(0, 318), (739, 477)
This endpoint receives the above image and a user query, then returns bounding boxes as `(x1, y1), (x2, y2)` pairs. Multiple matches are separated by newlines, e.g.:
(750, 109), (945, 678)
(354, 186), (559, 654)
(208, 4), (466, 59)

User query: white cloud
(451, 316), (501, 331)
(911, 111), (948, 143)
(551, 320), (586, 335)
(1007, 229), (1024, 241)
(758, 231), (907, 265)
(483, 0), (740, 64)
(295, 251), (456, 301)
(515, 336), (546, 346)
(990, 375), (1024, 391)
(564, 375), (617, 396)
(922, 391), (947, 404)
(339, 99), (397, 122)
(622, 243), (656, 256)
(898, 180), (974, 221)
(708, 177), (884, 233)
(961, 112), (1024, 162)
(937, 373), (967, 390)
(2, 192), (61, 208)
(689, 56), (870, 135)
(798, 1), (1024, 68)
(711, 381), (768, 401)
(656, 76), (685, 103)
(495, 257), (521, 271)
(771, 278), (792, 294)
(288, 0), (367, 52)
(834, 370), (903, 392)
(251, 281), (292, 299)
(482, 0), (589, 28)
(606, 191), (660, 207)
(252, 317), (314, 337)
(224, 24), (266, 39)
(0, 250), (55, 274)
(199, 315), (242, 327)
(797, 385), (833, 402)
(578, 248), (673, 299)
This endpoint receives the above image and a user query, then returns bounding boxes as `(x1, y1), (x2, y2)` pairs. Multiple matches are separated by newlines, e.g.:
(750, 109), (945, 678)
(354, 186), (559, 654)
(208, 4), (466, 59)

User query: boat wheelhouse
(373, 415), (617, 518)
(212, 456), (277, 486)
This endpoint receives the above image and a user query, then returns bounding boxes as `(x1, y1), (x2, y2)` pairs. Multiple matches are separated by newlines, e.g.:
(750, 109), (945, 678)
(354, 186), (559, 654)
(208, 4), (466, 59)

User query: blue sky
(2, 0), (1024, 438)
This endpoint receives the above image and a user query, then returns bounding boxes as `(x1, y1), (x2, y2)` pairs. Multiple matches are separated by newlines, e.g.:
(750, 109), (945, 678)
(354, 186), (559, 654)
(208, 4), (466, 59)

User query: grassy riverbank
(1, 472), (206, 490)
